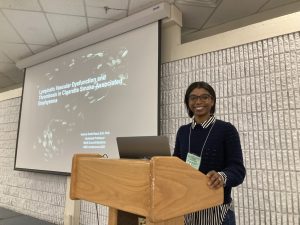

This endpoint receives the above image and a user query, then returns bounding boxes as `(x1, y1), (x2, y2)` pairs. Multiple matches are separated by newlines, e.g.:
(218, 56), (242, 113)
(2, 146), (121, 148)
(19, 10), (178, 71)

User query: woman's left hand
(207, 170), (223, 189)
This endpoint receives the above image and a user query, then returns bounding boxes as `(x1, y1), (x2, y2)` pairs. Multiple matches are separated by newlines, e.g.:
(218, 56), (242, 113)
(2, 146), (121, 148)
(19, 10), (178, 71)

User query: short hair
(184, 81), (216, 118)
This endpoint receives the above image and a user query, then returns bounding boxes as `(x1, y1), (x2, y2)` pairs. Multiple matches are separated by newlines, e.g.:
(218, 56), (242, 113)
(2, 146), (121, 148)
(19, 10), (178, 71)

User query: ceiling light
(175, 0), (220, 7)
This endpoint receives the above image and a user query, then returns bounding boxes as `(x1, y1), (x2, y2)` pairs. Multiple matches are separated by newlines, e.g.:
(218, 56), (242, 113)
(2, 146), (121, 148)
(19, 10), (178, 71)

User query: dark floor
(0, 207), (56, 225)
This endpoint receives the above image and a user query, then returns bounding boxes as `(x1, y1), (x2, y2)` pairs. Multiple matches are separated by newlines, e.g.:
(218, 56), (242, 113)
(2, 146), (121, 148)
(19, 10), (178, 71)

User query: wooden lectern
(70, 154), (223, 225)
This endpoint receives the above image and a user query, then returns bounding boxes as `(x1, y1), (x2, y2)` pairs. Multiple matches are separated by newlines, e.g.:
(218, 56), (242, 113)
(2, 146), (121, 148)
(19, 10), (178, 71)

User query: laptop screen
(116, 136), (171, 159)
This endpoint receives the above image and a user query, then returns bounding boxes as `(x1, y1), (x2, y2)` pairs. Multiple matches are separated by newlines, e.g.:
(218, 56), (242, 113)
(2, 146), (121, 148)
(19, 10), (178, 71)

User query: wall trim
(0, 88), (22, 101)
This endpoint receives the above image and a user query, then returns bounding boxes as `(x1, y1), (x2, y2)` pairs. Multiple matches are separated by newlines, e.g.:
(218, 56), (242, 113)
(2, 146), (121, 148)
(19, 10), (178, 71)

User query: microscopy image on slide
(35, 47), (129, 161)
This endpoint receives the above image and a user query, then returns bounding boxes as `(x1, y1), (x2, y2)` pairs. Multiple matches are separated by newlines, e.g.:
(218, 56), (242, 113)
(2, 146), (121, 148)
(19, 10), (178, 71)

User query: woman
(173, 81), (246, 225)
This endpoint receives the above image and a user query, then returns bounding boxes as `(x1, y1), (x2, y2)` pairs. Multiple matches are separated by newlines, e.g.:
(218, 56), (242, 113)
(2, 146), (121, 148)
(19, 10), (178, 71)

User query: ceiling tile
(39, 0), (85, 16)
(0, 0), (299, 92)
(260, 0), (299, 11)
(87, 5), (127, 19)
(28, 44), (52, 54)
(8, 74), (24, 83)
(3, 9), (57, 45)
(0, 51), (13, 63)
(0, 12), (23, 42)
(0, 62), (18, 73)
(0, 43), (32, 62)
(7, 71), (24, 83)
(0, 62), (24, 83)
(0, 73), (15, 87)
(0, 0), (41, 10)
(47, 14), (88, 43)
(87, 17), (115, 31)
(203, 0), (269, 29)
(175, 3), (215, 29)
(86, 0), (129, 9)
(181, 26), (198, 36)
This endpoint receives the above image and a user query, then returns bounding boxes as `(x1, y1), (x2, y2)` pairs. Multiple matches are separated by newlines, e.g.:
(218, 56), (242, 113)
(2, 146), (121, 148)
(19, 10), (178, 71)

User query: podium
(70, 154), (223, 225)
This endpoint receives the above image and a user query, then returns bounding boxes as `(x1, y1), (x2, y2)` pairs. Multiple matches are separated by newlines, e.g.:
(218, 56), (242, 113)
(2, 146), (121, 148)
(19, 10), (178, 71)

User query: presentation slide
(15, 22), (159, 173)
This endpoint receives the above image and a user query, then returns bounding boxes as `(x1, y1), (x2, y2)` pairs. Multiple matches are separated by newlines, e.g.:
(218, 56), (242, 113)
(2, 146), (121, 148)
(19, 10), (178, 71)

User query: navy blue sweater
(173, 119), (246, 204)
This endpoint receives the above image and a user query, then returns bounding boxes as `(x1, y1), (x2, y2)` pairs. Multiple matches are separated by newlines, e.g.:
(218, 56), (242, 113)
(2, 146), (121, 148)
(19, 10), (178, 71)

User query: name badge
(186, 152), (201, 170)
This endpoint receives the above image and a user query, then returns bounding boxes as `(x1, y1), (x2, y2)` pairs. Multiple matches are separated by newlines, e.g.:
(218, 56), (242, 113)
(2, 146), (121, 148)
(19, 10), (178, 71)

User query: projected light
(15, 22), (160, 174)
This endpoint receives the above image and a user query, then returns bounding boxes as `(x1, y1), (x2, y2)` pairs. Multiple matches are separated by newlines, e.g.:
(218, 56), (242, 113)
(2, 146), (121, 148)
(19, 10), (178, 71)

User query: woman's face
(188, 88), (214, 120)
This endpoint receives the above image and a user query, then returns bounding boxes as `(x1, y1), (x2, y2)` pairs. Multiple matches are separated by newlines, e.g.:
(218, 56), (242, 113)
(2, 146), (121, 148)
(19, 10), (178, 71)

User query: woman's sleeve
(221, 123), (246, 187)
(173, 127), (181, 158)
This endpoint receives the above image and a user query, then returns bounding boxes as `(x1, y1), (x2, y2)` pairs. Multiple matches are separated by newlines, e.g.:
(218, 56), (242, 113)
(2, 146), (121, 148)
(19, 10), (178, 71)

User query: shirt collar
(195, 115), (216, 128)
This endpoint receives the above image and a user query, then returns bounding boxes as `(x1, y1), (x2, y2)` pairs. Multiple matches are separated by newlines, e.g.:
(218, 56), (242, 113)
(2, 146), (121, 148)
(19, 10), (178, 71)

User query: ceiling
(0, 0), (300, 93)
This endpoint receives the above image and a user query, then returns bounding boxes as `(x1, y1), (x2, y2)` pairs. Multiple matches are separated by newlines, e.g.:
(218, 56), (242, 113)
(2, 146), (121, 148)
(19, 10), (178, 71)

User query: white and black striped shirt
(184, 202), (232, 225)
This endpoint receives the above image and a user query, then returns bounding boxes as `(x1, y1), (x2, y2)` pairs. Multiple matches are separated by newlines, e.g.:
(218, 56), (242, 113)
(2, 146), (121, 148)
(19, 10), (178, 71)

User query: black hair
(184, 81), (216, 118)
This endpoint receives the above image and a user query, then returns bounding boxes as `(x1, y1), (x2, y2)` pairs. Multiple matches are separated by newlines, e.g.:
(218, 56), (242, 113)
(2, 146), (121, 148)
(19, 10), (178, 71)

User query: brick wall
(0, 97), (66, 224)
(161, 32), (300, 225)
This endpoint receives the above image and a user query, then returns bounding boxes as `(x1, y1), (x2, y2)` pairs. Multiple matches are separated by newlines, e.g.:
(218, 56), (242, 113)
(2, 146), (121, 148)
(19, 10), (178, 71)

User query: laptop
(116, 136), (171, 159)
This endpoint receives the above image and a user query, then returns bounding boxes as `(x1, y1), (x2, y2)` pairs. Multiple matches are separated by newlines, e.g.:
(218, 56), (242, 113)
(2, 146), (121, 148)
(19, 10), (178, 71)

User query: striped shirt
(186, 115), (231, 225)
(199, 115), (216, 128)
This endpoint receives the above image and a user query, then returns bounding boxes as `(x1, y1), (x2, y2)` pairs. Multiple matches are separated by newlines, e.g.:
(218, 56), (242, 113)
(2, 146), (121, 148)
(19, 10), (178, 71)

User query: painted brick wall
(0, 31), (299, 225)
(161, 32), (300, 225)
(0, 97), (66, 224)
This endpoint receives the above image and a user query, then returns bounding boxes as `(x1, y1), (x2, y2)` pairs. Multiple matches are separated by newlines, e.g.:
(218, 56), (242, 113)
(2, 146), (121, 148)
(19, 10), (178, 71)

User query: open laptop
(116, 136), (171, 159)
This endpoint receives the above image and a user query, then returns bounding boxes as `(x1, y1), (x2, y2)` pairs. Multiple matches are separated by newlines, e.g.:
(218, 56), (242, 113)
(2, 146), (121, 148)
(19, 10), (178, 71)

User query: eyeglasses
(188, 94), (212, 102)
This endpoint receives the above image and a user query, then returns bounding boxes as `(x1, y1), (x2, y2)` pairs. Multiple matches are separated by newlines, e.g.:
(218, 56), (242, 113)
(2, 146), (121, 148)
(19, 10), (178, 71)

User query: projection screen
(15, 22), (160, 174)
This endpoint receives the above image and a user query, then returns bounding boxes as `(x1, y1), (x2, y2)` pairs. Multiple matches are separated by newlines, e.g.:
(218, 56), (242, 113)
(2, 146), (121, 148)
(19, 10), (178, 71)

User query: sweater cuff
(218, 172), (227, 187)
